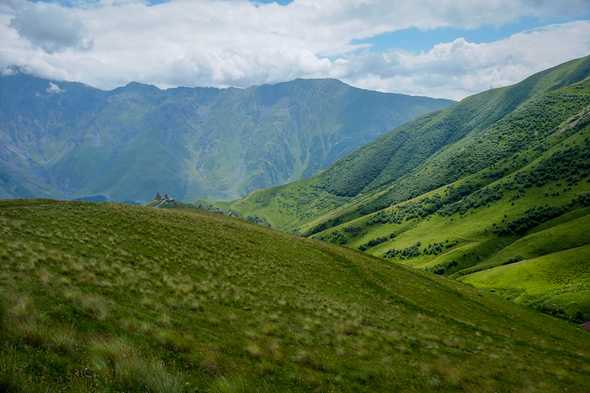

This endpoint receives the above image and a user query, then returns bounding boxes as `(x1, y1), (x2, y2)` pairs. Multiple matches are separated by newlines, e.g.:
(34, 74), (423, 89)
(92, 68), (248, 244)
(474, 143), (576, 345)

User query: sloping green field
(224, 56), (590, 323)
(1, 200), (590, 392)
(463, 244), (590, 320)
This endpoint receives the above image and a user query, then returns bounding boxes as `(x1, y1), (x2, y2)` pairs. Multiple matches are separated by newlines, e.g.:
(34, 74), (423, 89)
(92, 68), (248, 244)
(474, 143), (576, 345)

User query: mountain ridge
(0, 71), (452, 202)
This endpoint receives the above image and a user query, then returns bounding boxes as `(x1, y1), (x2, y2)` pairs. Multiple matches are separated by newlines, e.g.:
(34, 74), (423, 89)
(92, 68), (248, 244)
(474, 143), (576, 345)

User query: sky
(1, 0), (590, 99)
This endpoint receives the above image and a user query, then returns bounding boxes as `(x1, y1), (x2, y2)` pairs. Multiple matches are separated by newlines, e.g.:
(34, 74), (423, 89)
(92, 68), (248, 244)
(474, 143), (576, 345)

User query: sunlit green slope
(1, 200), (590, 392)
(226, 55), (590, 233)
(224, 55), (590, 322)
(311, 86), (590, 320)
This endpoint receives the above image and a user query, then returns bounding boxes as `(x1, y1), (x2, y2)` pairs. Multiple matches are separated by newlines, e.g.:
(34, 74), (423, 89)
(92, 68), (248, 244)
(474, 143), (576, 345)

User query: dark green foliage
(423, 240), (459, 256)
(366, 195), (446, 226)
(502, 256), (524, 265)
(357, 233), (396, 251)
(431, 261), (459, 276)
(383, 240), (459, 260)
(320, 230), (349, 245)
(383, 242), (422, 259)
(494, 194), (590, 236)
(440, 186), (504, 216)
(245, 215), (271, 227)
(493, 206), (566, 236)
(513, 139), (590, 189)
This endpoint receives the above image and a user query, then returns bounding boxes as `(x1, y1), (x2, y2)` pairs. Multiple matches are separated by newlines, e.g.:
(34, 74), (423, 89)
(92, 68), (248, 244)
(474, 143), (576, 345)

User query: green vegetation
(1, 200), (590, 392)
(226, 55), (590, 322)
(227, 55), (590, 233)
(0, 74), (451, 202)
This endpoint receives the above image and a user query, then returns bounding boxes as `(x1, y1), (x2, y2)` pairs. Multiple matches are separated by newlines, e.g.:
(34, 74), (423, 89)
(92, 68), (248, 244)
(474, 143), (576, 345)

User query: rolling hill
(0, 73), (451, 202)
(1, 200), (590, 392)
(224, 55), (590, 321)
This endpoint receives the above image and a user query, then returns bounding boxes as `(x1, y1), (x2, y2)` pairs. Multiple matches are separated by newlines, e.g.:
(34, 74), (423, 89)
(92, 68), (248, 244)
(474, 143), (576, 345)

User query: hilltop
(224, 55), (590, 321)
(1, 200), (590, 392)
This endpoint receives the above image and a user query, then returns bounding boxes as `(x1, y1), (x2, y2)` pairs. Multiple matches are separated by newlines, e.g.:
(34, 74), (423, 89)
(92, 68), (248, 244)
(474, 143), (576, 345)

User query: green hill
(0, 74), (451, 202)
(1, 200), (590, 392)
(225, 55), (590, 230)
(224, 55), (590, 321)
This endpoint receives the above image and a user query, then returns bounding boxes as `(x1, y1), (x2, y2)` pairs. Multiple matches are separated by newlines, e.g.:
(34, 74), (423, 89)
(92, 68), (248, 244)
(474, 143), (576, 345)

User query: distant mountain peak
(120, 81), (161, 92)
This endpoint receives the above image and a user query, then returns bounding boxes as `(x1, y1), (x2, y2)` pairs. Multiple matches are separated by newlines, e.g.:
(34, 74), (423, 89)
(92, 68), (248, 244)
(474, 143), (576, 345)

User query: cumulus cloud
(0, 0), (589, 98)
(347, 21), (590, 99)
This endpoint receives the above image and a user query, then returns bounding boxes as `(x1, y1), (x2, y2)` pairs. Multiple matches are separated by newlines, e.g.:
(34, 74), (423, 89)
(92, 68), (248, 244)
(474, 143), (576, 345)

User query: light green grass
(463, 244), (590, 320)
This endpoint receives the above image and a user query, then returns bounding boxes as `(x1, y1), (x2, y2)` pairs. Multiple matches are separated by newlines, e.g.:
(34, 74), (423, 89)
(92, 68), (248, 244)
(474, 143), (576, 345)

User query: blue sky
(356, 15), (590, 52)
(3, 0), (590, 99)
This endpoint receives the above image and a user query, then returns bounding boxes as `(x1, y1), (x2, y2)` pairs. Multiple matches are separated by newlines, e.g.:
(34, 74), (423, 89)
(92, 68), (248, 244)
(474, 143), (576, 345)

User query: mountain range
(0, 73), (452, 202)
(2, 50), (590, 393)
(223, 54), (590, 321)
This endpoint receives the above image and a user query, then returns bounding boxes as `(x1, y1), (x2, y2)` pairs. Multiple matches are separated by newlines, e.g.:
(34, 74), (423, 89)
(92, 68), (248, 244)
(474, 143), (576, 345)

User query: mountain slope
(226, 55), (590, 232)
(225, 55), (590, 320)
(0, 74), (452, 202)
(1, 200), (590, 392)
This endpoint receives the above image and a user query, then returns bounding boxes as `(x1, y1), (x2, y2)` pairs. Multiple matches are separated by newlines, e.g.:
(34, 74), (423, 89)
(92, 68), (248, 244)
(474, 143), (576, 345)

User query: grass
(302, 83), (590, 321)
(463, 244), (590, 321)
(215, 59), (590, 325)
(1, 200), (590, 391)
(311, 173), (590, 320)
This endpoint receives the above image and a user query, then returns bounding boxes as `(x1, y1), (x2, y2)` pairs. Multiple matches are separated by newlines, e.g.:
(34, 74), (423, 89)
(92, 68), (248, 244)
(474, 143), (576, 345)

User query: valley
(225, 55), (590, 323)
(1, 3), (590, 389)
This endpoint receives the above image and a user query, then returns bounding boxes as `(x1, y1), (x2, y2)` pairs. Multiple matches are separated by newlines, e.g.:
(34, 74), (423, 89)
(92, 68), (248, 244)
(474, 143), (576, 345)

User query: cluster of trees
(429, 260), (459, 275)
(513, 139), (590, 190)
(318, 230), (348, 245)
(423, 240), (459, 256)
(493, 206), (566, 236)
(493, 193), (590, 236)
(440, 186), (503, 216)
(383, 242), (421, 260)
(357, 232), (396, 251)
(367, 194), (446, 225)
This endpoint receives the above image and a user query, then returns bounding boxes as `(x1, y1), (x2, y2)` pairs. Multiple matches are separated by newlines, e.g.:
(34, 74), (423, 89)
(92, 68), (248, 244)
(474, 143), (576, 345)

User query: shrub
(358, 236), (391, 251)
(383, 242), (422, 260)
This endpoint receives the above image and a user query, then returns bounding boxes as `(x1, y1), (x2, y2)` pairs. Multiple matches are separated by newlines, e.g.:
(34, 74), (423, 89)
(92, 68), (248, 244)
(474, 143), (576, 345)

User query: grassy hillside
(0, 74), (451, 202)
(310, 83), (590, 321)
(224, 55), (590, 322)
(226, 55), (590, 233)
(1, 200), (590, 392)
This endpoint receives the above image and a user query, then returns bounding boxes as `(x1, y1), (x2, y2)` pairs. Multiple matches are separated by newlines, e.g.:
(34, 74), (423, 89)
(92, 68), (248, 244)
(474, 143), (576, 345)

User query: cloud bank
(1, 0), (589, 99)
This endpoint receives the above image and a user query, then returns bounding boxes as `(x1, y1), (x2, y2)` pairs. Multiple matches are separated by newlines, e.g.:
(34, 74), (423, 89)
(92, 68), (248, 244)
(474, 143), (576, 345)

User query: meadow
(1, 200), (590, 392)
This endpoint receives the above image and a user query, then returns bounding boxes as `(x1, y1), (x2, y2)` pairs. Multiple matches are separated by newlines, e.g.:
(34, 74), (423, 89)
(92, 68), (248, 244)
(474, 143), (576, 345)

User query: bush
(358, 234), (395, 251)
(493, 206), (565, 236)
(383, 242), (422, 260)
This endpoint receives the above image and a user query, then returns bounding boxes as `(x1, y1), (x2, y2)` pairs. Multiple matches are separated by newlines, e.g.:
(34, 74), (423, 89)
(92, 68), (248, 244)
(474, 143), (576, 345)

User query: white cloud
(0, 0), (589, 99)
(46, 81), (64, 94)
(347, 21), (590, 99)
